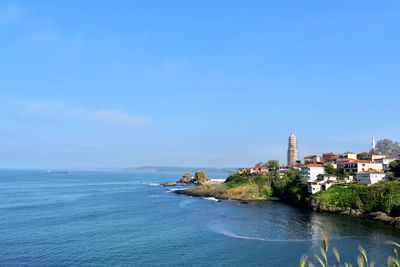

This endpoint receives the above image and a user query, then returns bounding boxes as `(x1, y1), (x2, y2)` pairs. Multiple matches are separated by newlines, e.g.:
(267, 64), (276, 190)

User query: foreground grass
(300, 236), (400, 267)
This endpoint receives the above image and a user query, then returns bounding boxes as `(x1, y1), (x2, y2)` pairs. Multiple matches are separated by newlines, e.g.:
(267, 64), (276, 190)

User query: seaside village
(239, 133), (400, 194)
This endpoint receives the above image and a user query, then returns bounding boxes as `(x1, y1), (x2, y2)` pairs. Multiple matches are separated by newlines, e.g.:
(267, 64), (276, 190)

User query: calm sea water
(0, 170), (399, 267)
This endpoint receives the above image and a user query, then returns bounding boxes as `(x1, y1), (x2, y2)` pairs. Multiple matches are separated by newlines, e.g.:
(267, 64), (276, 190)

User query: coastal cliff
(176, 183), (268, 201)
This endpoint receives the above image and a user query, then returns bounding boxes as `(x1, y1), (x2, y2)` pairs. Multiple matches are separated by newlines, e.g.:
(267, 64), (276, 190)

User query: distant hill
(128, 166), (237, 174)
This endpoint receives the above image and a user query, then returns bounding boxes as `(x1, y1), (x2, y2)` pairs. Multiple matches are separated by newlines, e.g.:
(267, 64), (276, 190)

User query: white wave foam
(141, 182), (160, 186)
(204, 197), (219, 202)
(167, 188), (188, 193)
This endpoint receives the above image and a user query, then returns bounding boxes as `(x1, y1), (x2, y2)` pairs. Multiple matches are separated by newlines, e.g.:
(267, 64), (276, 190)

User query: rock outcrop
(174, 183), (267, 201)
(161, 182), (177, 187)
(178, 172), (193, 184)
(311, 199), (400, 229)
(310, 200), (363, 217)
(193, 171), (209, 185)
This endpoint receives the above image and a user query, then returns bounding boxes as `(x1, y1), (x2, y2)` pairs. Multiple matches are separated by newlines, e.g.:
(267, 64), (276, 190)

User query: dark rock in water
(239, 201), (249, 205)
(369, 212), (395, 224)
(161, 182), (177, 187)
(178, 172), (193, 184)
(395, 218), (400, 228)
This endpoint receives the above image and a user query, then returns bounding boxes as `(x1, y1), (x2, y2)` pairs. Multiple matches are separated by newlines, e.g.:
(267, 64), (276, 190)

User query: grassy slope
(185, 183), (264, 201)
(183, 171), (308, 202)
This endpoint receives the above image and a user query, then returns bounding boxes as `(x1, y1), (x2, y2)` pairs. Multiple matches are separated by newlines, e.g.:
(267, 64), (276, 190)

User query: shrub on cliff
(225, 173), (252, 188)
(313, 181), (400, 215)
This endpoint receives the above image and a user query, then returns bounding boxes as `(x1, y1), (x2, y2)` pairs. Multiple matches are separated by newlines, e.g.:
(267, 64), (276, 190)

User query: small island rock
(161, 182), (177, 187)
(178, 172), (193, 184)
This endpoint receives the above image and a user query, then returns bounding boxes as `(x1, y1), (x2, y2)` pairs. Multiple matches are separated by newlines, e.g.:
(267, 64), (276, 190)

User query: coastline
(310, 199), (400, 229)
(173, 185), (400, 229)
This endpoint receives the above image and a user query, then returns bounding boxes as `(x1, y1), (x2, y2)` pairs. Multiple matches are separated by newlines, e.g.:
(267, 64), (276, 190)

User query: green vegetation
(254, 160), (280, 170)
(357, 152), (370, 160)
(390, 160), (400, 178)
(300, 236), (400, 267)
(324, 164), (349, 180)
(224, 170), (400, 217)
(266, 160), (280, 170)
(225, 173), (253, 188)
(224, 168), (308, 204)
(313, 182), (400, 216)
(324, 164), (336, 175)
(225, 173), (273, 198)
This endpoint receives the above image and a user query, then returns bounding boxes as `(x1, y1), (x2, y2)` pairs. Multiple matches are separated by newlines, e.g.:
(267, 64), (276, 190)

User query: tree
(324, 164), (336, 175)
(390, 160), (400, 178)
(266, 160), (279, 170)
(285, 168), (300, 183)
(255, 162), (264, 167)
(336, 169), (350, 180)
(357, 152), (369, 160)
(375, 139), (400, 156)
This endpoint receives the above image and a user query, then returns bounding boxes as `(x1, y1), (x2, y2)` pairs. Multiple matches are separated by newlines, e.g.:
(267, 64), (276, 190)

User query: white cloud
(6, 99), (149, 128)
(84, 109), (147, 127)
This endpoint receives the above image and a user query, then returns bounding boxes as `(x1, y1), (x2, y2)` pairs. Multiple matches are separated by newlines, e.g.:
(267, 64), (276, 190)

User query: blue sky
(0, 0), (400, 169)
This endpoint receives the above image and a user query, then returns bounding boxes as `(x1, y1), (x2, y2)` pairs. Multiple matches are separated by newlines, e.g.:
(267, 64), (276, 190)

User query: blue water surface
(0, 170), (399, 266)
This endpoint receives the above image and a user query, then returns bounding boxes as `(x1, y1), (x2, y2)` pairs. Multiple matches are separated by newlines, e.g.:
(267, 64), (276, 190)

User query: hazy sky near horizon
(1, 0), (400, 168)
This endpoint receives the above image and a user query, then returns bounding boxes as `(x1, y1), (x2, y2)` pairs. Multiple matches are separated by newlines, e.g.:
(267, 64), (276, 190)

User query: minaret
(287, 132), (299, 165)
(371, 134), (376, 152)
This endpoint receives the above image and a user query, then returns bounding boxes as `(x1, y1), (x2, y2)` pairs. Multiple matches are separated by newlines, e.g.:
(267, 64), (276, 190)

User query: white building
(374, 158), (396, 172)
(317, 174), (337, 182)
(308, 183), (322, 194)
(300, 164), (325, 184)
(338, 152), (358, 160)
(307, 174), (337, 194)
(336, 159), (383, 174)
(356, 171), (386, 185)
(307, 181), (336, 194)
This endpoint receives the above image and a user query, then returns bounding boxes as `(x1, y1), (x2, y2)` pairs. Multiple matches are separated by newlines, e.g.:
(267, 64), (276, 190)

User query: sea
(0, 169), (399, 267)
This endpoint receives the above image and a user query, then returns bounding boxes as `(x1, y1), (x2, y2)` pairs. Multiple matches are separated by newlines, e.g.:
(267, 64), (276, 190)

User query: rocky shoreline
(174, 184), (266, 201)
(310, 199), (400, 229)
(174, 184), (400, 229)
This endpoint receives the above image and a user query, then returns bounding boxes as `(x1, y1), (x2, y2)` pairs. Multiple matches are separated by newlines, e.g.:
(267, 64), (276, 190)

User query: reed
(300, 237), (399, 267)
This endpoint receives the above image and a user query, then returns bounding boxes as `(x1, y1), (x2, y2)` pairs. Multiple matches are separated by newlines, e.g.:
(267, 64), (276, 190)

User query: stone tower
(287, 132), (299, 165)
